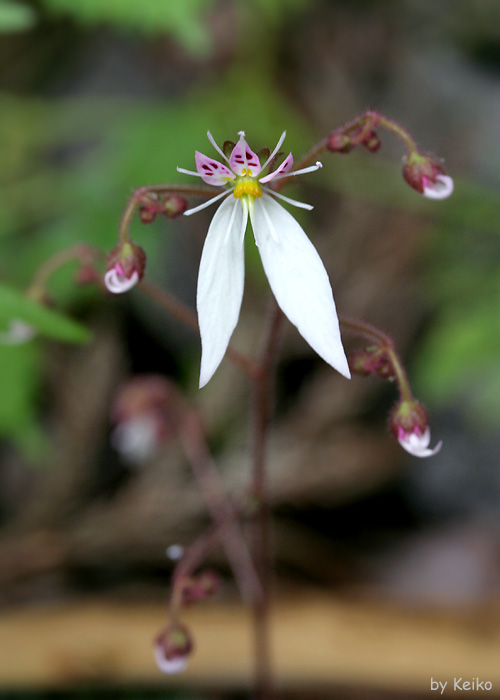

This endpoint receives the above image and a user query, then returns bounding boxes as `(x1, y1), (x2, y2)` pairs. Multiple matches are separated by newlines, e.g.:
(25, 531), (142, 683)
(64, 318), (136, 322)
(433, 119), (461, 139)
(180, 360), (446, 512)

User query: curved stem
(118, 184), (216, 243)
(139, 279), (259, 381)
(339, 315), (413, 402)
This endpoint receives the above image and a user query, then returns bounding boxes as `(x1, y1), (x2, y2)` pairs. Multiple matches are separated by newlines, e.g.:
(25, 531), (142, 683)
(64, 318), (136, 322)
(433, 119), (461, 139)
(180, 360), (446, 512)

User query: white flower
(178, 131), (350, 387)
(0, 319), (36, 345)
(104, 264), (139, 294)
(398, 426), (443, 458)
(422, 175), (454, 200)
(154, 642), (189, 675)
(111, 415), (159, 465)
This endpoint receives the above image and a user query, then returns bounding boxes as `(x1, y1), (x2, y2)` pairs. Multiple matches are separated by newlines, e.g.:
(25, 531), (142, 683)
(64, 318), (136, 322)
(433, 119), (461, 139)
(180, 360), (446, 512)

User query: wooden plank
(1, 593), (499, 691)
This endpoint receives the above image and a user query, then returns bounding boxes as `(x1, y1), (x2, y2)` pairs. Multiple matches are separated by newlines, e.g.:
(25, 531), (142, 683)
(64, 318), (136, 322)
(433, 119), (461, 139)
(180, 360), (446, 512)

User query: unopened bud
(402, 152), (453, 200)
(390, 399), (442, 458)
(139, 206), (157, 224)
(327, 131), (353, 154)
(161, 194), (188, 219)
(349, 346), (394, 379)
(154, 624), (193, 675)
(105, 241), (146, 294)
(181, 570), (222, 606)
(362, 131), (381, 153)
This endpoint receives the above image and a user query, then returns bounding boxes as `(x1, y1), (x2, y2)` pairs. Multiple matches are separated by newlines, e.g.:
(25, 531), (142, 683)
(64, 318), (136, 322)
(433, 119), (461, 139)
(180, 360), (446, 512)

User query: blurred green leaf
(0, 284), (91, 343)
(0, 0), (36, 32)
(39, 0), (216, 53)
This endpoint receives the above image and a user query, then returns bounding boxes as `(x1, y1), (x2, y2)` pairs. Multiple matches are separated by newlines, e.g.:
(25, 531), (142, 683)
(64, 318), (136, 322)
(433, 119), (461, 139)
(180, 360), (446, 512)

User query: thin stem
(28, 244), (97, 294)
(250, 300), (284, 700)
(139, 279), (259, 381)
(339, 315), (413, 402)
(178, 407), (262, 606)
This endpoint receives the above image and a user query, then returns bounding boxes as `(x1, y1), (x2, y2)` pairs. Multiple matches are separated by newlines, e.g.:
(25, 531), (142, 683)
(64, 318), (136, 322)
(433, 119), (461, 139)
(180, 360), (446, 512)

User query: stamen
(260, 131), (287, 172)
(270, 160), (323, 182)
(183, 189), (232, 216)
(177, 167), (202, 178)
(263, 187), (314, 210)
(207, 131), (230, 163)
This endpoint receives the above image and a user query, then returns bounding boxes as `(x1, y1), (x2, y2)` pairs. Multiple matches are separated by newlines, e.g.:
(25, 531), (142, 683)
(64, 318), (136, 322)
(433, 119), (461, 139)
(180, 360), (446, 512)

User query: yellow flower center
(233, 177), (262, 200)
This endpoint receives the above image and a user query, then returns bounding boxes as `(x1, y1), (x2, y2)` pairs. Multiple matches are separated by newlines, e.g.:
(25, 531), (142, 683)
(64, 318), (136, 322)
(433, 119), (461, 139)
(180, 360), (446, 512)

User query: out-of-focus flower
(154, 624), (193, 675)
(110, 375), (177, 465)
(178, 130), (350, 387)
(0, 319), (36, 345)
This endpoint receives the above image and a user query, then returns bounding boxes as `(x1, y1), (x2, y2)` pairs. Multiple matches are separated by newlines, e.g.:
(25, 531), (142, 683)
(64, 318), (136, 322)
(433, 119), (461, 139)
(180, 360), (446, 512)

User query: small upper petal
(195, 151), (235, 186)
(229, 134), (262, 177)
(422, 175), (454, 200)
(197, 196), (246, 387)
(259, 153), (293, 184)
(252, 194), (350, 379)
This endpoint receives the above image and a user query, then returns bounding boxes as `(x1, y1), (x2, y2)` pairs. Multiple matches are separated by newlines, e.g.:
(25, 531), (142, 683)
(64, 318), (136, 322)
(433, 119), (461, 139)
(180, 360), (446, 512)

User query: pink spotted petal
(259, 152), (293, 184)
(229, 133), (262, 177)
(195, 151), (235, 186)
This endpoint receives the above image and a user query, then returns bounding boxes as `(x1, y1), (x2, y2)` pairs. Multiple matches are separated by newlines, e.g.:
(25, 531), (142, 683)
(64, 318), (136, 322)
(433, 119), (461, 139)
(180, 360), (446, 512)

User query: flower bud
(181, 570), (222, 606)
(110, 375), (178, 464)
(349, 346), (394, 379)
(161, 194), (188, 219)
(154, 623), (193, 675)
(390, 399), (442, 458)
(139, 206), (157, 224)
(362, 131), (381, 153)
(326, 131), (354, 154)
(104, 241), (146, 294)
(402, 152), (454, 200)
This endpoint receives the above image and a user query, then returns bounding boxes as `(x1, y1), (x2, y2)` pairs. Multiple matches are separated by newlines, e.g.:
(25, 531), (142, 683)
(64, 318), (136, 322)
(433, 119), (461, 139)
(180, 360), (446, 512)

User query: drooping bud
(110, 375), (178, 464)
(154, 623), (193, 675)
(402, 152), (454, 200)
(390, 399), (442, 458)
(104, 240), (146, 294)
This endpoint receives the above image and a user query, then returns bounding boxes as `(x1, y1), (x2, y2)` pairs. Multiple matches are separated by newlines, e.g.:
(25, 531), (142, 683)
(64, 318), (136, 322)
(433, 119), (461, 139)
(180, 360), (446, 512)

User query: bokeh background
(1, 0), (500, 698)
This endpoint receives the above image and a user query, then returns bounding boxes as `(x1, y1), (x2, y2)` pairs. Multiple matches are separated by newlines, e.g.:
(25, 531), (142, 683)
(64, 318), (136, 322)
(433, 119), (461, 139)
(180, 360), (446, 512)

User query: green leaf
(0, 1), (36, 32)
(39, 0), (215, 54)
(0, 284), (91, 343)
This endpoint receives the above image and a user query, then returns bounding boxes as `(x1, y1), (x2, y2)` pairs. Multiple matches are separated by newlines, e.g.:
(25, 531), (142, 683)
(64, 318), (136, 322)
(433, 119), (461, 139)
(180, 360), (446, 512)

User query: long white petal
(197, 196), (246, 387)
(252, 194), (350, 378)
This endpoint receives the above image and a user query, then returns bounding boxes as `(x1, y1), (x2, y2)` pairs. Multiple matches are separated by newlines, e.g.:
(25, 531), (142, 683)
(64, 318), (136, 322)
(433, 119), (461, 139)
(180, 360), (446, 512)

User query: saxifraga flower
(178, 131), (350, 387)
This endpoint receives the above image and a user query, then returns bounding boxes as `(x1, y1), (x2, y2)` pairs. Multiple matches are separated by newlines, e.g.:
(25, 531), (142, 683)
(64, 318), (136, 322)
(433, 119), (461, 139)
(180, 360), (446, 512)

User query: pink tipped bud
(154, 624), (193, 675)
(327, 131), (354, 154)
(390, 399), (442, 458)
(402, 152), (453, 200)
(105, 241), (146, 294)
